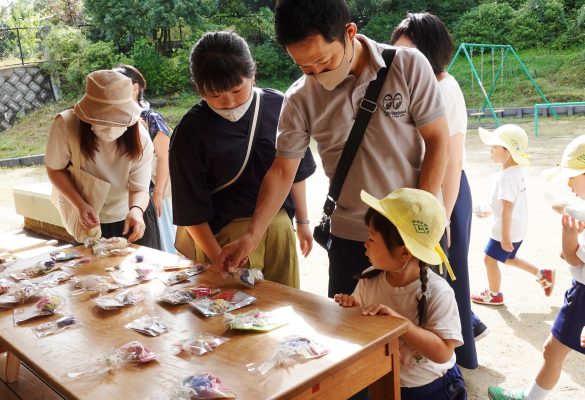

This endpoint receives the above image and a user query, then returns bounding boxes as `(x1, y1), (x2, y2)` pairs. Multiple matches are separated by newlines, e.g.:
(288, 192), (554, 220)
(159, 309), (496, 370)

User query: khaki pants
(178, 209), (299, 288)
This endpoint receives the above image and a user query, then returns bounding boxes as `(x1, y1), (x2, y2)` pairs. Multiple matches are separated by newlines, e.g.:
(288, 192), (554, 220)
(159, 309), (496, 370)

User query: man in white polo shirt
(220, 0), (449, 298)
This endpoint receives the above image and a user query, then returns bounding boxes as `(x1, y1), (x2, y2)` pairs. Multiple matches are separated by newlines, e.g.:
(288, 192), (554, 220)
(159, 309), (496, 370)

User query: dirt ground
(1, 118), (585, 399)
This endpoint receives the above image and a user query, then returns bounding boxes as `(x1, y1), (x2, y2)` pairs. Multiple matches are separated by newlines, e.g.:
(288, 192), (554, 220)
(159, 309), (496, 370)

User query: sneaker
(473, 320), (490, 341)
(488, 386), (525, 400)
(538, 269), (555, 296)
(471, 289), (504, 306)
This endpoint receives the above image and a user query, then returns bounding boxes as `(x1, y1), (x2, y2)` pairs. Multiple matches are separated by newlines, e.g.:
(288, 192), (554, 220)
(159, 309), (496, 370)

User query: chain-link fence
(0, 27), (47, 67)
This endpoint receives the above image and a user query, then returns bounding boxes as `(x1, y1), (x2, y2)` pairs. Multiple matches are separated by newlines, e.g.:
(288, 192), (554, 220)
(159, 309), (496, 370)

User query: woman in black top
(170, 31), (316, 288)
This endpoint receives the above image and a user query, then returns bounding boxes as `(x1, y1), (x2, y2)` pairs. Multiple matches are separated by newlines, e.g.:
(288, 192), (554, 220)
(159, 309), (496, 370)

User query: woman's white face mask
(91, 125), (127, 142)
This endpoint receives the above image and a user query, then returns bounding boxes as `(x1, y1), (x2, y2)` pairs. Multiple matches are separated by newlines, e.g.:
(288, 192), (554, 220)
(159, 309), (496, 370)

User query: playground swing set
(447, 43), (559, 130)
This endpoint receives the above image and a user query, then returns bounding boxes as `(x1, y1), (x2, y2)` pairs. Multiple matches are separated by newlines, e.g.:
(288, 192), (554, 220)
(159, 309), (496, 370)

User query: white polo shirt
(276, 34), (445, 242)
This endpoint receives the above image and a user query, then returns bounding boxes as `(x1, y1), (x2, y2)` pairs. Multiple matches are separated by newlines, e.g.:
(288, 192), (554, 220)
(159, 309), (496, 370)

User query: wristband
(129, 205), (145, 214)
(295, 219), (310, 225)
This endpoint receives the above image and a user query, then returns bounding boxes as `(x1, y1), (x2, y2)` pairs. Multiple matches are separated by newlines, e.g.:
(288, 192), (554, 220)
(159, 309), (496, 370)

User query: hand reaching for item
(124, 207), (146, 243)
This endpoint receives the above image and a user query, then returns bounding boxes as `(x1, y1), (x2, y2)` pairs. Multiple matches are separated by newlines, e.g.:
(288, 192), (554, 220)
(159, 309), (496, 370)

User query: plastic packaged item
(90, 237), (130, 256)
(0, 278), (15, 295)
(189, 289), (256, 317)
(62, 256), (91, 268)
(224, 308), (288, 332)
(157, 286), (220, 305)
(161, 271), (190, 286)
(23, 270), (73, 287)
(32, 314), (79, 337)
(14, 294), (64, 324)
(50, 251), (83, 262)
(161, 259), (196, 271)
(95, 288), (146, 310)
(10, 260), (59, 281)
(66, 340), (158, 379)
(125, 315), (168, 336)
(0, 284), (40, 308)
(110, 263), (161, 287)
(72, 275), (119, 295)
(247, 335), (329, 375)
(172, 333), (229, 356)
(224, 268), (263, 287)
(172, 373), (236, 399)
(566, 205), (585, 222)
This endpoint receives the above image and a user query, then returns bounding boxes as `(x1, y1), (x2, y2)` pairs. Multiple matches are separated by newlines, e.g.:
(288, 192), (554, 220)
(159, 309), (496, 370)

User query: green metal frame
(447, 43), (558, 126)
(534, 102), (585, 136)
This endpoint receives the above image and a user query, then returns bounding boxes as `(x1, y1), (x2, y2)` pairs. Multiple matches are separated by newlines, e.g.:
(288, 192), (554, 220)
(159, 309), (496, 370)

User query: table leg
(5, 352), (21, 383)
(370, 340), (400, 400)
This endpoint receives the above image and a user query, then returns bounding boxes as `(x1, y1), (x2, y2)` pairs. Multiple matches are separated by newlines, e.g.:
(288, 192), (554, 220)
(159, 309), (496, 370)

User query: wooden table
(0, 245), (407, 400)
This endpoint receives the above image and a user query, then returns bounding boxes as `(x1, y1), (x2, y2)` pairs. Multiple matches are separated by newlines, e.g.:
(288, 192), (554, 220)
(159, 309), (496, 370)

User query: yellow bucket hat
(360, 188), (456, 281)
(543, 135), (585, 182)
(479, 124), (530, 166)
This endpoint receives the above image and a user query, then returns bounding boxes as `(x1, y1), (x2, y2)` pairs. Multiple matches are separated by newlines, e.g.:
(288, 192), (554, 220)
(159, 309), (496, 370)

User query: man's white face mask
(91, 125), (127, 142)
(315, 34), (355, 91)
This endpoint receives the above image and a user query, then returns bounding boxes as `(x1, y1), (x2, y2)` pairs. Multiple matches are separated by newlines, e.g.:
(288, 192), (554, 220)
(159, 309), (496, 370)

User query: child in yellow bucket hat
(334, 188), (466, 399)
(488, 134), (585, 400)
(472, 124), (554, 306)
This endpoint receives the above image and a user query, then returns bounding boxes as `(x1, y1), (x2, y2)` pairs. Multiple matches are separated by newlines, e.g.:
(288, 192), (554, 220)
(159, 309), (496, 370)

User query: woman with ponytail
(334, 188), (467, 400)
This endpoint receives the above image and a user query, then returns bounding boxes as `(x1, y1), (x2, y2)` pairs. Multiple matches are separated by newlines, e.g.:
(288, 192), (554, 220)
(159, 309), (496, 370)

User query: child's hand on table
(334, 294), (359, 308)
(362, 304), (403, 318)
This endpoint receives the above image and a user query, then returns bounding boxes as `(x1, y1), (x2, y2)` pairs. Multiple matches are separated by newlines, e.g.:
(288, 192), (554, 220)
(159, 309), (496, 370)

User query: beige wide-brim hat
(543, 134), (585, 181)
(479, 124), (530, 166)
(360, 188), (455, 280)
(74, 70), (141, 127)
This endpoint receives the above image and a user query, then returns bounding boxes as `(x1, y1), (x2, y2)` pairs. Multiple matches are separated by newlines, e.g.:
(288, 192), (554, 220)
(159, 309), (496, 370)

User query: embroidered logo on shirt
(382, 93), (406, 118)
(412, 220), (429, 234)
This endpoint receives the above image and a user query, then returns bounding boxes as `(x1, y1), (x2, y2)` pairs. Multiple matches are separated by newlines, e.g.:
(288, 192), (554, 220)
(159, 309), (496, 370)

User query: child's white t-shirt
(571, 231), (585, 285)
(490, 165), (527, 242)
(352, 269), (462, 388)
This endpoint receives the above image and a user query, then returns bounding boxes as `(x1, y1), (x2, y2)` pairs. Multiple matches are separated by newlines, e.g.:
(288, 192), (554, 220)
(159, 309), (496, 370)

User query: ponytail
(416, 260), (429, 327)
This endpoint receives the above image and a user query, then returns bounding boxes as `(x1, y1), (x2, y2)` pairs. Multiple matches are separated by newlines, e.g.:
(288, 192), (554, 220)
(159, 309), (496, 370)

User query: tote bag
(50, 110), (111, 243)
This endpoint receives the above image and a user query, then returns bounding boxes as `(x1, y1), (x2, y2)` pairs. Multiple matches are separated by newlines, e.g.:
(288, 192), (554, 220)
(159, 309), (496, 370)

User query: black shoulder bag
(314, 48), (396, 250)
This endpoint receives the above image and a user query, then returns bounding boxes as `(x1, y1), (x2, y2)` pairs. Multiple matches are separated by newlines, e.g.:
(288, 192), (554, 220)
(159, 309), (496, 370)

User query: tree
(84, 0), (204, 53)
(34, 0), (85, 26)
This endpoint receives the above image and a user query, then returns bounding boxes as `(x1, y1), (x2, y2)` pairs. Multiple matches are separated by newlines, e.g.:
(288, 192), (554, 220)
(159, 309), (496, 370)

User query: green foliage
(508, 0), (568, 48)
(360, 12), (403, 43)
(454, 2), (515, 44)
(249, 42), (300, 82)
(64, 41), (120, 94)
(126, 40), (191, 96)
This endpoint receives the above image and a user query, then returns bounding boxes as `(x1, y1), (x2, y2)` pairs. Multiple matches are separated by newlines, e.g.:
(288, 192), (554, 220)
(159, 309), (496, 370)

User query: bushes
(361, 12), (403, 43)
(454, 3), (515, 45)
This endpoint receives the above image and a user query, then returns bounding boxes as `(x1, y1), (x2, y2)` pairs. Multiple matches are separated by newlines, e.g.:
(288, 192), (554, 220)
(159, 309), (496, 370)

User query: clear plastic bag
(223, 268), (263, 287)
(66, 340), (158, 380)
(0, 278), (15, 295)
(161, 271), (190, 286)
(50, 251), (83, 262)
(189, 289), (256, 317)
(14, 294), (64, 324)
(157, 286), (220, 305)
(32, 314), (79, 337)
(246, 335), (329, 375)
(125, 315), (168, 336)
(23, 270), (73, 287)
(10, 260), (59, 281)
(72, 275), (119, 295)
(109, 263), (161, 287)
(172, 333), (229, 356)
(224, 308), (288, 332)
(0, 284), (41, 308)
(62, 256), (91, 268)
(173, 373), (236, 399)
(90, 237), (131, 257)
(95, 288), (146, 310)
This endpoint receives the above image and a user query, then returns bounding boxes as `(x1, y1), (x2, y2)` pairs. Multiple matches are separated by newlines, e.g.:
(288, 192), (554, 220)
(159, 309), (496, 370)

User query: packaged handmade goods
(247, 335), (329, 375)
(94, 288), (146, 310)
(32, 314), (79, 337)
(224, 308), (288, 332)
(189, 289), (256, 317)
(124, 315), (168, 336)
(157, 286), (220, 305)
(14, 294), (64, 325)
(172, 333), (229, 356)
(67, 340), (158, 379)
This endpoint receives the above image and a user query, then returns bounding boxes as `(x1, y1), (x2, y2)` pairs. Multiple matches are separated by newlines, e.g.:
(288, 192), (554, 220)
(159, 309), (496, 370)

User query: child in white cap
(335, 188), (466, 400)
(471, 124), (554, 306)
(488, 134), (585, 399)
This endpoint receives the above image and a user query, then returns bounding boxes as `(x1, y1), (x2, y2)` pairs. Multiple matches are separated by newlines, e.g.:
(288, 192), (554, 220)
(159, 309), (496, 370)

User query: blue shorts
(484, 238), (523, 263)
(551, 280), (585, 355)
(401, 365), (467, 400)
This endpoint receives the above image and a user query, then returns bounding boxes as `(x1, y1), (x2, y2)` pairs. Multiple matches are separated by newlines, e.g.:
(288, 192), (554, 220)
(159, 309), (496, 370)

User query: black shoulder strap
(321, 48), (396, 217)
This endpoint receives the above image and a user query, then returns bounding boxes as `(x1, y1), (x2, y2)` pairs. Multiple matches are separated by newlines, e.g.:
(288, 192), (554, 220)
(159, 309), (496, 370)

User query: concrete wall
(0, 65), (55, 132)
